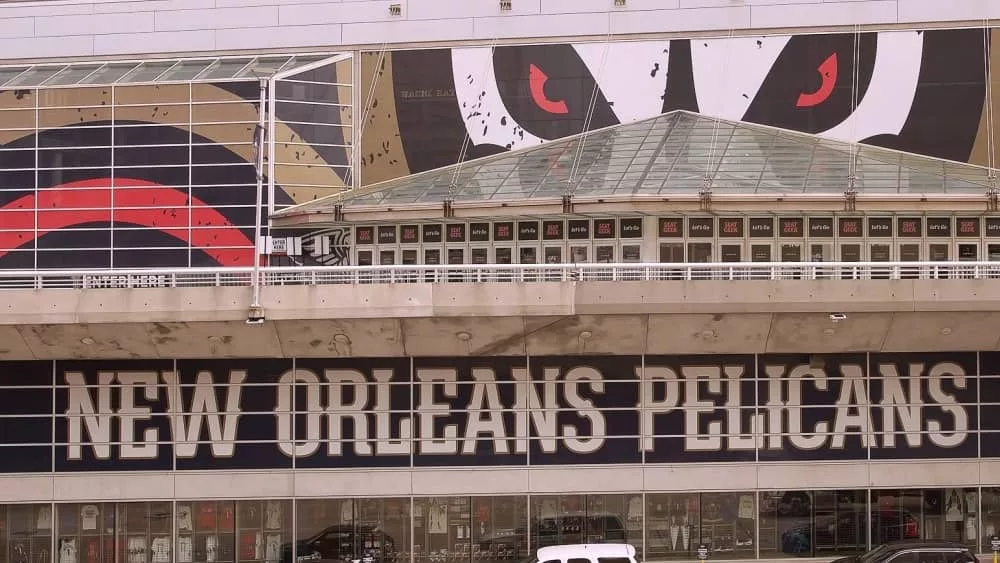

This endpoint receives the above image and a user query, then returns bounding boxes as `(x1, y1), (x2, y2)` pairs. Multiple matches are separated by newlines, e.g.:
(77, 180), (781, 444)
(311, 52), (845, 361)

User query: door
(809, 242), (834, 279)
(687, 243), (712, 280)
(840, 243), (862, 279)
(543, 245), (563, 280)
(928, 243), (949, 279)
(659, 242), (684, 280)
(957, 242), (979, 279)
(899, 243), (921, 279)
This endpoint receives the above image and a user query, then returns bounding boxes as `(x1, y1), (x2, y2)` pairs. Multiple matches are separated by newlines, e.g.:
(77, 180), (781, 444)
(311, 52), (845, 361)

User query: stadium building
(1, 2), (1000, 563)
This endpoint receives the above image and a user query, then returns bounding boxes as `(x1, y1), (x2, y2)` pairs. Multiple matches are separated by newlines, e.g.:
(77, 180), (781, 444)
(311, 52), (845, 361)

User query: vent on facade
(388, 3), (402, 16)
(499, 0), (512, 11)
(614, 0), (626, 6)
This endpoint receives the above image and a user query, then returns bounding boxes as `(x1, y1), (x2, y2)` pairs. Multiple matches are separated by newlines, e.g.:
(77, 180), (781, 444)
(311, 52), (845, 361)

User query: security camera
(829, 313), (847, 322)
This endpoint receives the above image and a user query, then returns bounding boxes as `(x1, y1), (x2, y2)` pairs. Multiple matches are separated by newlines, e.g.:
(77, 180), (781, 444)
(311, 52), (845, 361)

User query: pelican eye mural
(362, 27), (998, 186)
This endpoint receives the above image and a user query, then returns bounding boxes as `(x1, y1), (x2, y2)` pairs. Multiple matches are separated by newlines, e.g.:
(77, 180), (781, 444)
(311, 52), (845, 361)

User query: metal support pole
(250, 79), (267, 317)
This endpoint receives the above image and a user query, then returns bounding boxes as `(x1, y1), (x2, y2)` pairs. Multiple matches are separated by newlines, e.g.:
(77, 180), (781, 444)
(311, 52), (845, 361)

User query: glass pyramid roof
(0, 53), (346, 88)
(273, 110), (995, 217)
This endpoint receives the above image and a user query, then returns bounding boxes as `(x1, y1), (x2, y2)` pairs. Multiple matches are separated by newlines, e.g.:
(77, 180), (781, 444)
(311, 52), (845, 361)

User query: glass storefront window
(297, 499), (408, 563)
(645, 492), (755, 560)
(471, 496), (527, 563)
(415, 497), (470, 563)
(759, 490), (866, 558)
(236, 500), (290, 563)
(7, 504), (53, 563)
(872, 489), (978, 550)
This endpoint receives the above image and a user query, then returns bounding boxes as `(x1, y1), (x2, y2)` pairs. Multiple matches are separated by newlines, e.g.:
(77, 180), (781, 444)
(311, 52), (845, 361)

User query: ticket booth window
(517, 221), (540, 265)
(568, 219), (591, 264)
(687, 217), (713, 278)
(619, 218), (643, 280)
(897, 217), (922, 279)
(594, 219), (617, 277)
(493, 222), (515, 265)
(956, 218), (981, 270)
(542, 220), (565, 270)
(718, 217), (744, 264)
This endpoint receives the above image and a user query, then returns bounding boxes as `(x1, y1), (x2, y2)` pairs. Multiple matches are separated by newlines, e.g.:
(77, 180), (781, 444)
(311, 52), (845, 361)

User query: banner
(0, 353), (989, 473)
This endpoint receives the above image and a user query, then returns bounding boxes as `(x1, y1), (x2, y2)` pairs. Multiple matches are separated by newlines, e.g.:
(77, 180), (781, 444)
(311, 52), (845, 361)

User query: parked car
(524, 543), (638, 563)
(282, 525), (397, 563)
(830, 539), (977, 563)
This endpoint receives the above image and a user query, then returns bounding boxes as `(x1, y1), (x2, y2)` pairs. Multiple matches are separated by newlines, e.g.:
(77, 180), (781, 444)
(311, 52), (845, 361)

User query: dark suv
(282, 525), (398, 563)
(830, 539), (977, 563)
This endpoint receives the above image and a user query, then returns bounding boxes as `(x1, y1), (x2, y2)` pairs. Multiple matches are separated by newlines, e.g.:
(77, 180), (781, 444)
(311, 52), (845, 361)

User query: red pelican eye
(528, 63), (569, 114)
(796, 53), (838, 108)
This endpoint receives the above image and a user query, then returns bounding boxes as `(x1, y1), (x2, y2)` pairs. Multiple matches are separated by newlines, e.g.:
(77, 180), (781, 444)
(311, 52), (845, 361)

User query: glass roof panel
(0, 53), (345, 89)
(44, 64), (105, 85)
(0, 66), (29, 86)
(119, 61), (177, 84)
(273, 109), (998, 217)
(4, 66), (65, 87)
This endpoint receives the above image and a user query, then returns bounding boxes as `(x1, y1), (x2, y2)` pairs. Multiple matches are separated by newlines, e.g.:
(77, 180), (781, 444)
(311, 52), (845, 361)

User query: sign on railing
(0, 262), (998, 290)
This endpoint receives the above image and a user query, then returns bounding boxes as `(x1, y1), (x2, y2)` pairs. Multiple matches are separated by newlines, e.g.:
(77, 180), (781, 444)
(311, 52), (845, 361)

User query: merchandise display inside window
(982, 488), (1000, 553)
(645, 492), (755, 560)
(296, 498), (408, 563)
(414, 497), (471, 563)
(6, 504), (53, 563)
(872, 489), (978, 550)
(530, 495), (638, 553)
(470, 496), (526, 563)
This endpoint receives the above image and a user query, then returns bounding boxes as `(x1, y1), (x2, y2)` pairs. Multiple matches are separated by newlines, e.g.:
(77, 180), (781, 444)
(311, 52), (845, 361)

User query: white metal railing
(0, 261), (999, 290)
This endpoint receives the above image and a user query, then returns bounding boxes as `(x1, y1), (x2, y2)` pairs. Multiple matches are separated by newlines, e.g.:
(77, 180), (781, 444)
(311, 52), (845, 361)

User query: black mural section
(54, 360), (175, 472)
(411, 357), (525, 467)
(756, 354), (869, 462)
(978, 352), (1000, 456)
(491, 44), (619, 141)
(527, 355), (642, 465)
(868, 353), (978, 460)
(0, 361), (51, 472)
(174, 359), (293, 470)
(661, 40), (699, 113)
(293, 357), (412, 469)
(864, 29), (988, 162)
(743, 33), (877, 134)
(390, 50), (505, 176)
(644, 355), (756, 463)
(0, 353), (996, 473)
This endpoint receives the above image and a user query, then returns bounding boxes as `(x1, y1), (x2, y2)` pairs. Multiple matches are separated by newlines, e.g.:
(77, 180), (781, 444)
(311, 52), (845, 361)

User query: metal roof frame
(0, 52), (350, 89)
(271, 110), (999, 225)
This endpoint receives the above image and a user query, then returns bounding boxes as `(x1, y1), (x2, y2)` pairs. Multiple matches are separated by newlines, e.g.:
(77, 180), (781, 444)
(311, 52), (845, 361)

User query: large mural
(0, 61), (352, 270)
(2, 29), (1000, 271)
(359, 28), (1000, 185)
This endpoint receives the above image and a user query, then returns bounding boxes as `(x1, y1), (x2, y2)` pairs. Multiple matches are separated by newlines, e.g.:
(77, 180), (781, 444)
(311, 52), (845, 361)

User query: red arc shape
(796, 53), (839, 108)
(0, 178), (253, 266)
(528, 63), (570, 115)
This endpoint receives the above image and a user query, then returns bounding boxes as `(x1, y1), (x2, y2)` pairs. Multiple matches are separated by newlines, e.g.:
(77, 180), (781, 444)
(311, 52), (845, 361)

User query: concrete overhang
(3, 279), (1000, 359)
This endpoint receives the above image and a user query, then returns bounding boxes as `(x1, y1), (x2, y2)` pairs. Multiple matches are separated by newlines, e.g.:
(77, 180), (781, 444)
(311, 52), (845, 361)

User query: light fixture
(499, 0), (512, 11)
(823, 327), (835, 336)
(80, 337), (96, 345)
(333, 333), (351, 343)
(614, 0), (626, 6)
(941, 327), (953, 335)
(389, 3), (402, 16)
(207, 335), (222, 344)
(579, 330), (593, 340)
(456, 331), (472, 341)
(829, 313), (847, 322)
(700, 330), (717, 339)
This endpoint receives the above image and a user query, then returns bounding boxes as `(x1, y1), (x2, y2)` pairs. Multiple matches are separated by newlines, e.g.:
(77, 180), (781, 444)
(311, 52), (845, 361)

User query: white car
(532, 544), (639, 563)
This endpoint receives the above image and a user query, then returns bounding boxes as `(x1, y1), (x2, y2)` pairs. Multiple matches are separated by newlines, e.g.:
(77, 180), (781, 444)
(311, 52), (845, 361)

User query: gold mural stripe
(358, 51), (411, 186)
(0, 84), (346, 202)
(969, 33), (1000, 168)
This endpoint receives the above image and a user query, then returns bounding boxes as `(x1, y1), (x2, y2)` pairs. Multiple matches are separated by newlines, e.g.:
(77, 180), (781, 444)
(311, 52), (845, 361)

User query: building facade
(2, 4), (1000, 563)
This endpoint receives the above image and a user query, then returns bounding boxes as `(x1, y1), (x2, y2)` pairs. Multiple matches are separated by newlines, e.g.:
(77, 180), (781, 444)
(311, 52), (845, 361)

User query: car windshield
(859, 544), (893, 563)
